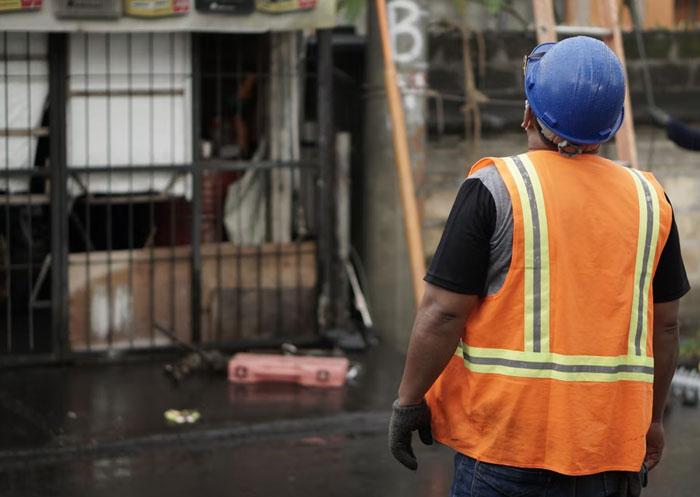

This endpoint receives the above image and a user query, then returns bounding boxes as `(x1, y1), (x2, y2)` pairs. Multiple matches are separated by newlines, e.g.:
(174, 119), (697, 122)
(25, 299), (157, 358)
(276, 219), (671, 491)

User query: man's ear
(521, 101), (533, 130)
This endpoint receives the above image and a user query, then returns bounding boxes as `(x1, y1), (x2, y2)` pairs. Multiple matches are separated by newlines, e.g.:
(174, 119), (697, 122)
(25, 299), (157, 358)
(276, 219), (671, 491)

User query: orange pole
(375, 0), (426, 308)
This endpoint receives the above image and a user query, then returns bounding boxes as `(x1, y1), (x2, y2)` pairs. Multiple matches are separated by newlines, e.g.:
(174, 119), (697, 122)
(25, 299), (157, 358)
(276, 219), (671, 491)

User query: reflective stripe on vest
(504, 154), (550, 354)
(457, 154), (660, 383)
(625, 168), (660, 357)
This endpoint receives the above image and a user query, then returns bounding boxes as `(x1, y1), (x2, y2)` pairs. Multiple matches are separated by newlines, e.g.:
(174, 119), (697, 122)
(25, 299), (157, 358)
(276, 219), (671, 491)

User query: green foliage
(453, 0), (504, 15)
(338, 0), (505, 23)
(338, 0), (365, 23)
(452, 0), (467, 14)
(680, 329), (700, 360)
(483, 0), (503, 14)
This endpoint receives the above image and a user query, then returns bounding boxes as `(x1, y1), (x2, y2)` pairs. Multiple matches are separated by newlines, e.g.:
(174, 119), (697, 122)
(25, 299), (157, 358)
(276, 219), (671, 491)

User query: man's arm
(645, 299), (681, 470)
(398, 284), (478, 406)
(389, 175), (494, 470)
(388, 284), (478, 470)
(648, 107), (700, 151)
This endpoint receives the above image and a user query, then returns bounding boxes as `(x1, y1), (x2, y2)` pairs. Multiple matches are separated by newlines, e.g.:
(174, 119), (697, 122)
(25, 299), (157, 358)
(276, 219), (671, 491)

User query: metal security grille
(0, 31), (336, 365)
(0, 33), (52, 358)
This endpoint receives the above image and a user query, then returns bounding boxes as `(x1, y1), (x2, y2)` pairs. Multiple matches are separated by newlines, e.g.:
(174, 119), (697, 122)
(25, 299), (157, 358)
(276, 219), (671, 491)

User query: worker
(388, 36), (690, 497)
(648, 106), (700, 152)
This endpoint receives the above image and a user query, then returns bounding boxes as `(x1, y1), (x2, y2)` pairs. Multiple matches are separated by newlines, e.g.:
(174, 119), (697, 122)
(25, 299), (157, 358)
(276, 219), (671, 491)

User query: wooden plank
(68, 241), (317, 350)
(0, 127), (49, 137)
(566, 0), (590, 26)
(597, 0), (638, 169)
(0, 193), (50, 205)
(69, 89), (185, 98)
(532, 0), (558, 44)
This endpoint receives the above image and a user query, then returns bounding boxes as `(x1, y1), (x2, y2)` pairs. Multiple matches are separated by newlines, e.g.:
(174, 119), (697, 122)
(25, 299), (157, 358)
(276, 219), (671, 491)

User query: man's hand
(644, 420), (665, 470)
(388, 399), (433, 470)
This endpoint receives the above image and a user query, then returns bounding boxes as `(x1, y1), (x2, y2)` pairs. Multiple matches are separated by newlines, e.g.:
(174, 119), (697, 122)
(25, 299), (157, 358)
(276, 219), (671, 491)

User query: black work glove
(388, 398), (433, 471)
(648, 106), (670, 128)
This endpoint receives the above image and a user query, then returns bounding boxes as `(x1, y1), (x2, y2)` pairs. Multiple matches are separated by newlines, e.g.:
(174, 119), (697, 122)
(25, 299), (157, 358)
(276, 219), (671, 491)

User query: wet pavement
(1, 345), (699, 496)
(1, 401), (699, 497)
(0, 345), (404, 451)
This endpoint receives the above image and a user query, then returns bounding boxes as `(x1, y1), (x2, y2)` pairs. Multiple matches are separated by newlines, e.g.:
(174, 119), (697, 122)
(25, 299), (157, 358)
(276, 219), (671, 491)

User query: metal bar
(105, 34), (114, 349)
(69, 89), (185, 98)
(3, 32), (12, 352)
(317, 29), (335, 332)
(83, 33), (92, 352)
(127, 32), (135, 349)
(69, 208), (94, 252)
(148, 33), (156, 347)
(291, 34), (302, 334)
(168, 33), (176, 341)
(235, 38), (242, 341)
(256, 42), (263, 337)
(216, 169), (223, 341)
(190, 33), (202, 345)
(215, 35), (223, 343)
(67, 249), (315, 266)
(30, 254), (51, 307)
(0, 71), (308, 79)
(0, 169), (50, 178)
(49, 33), (69, 357)
(0, 54), (47, 63)
(5, 262), (52, 271)
(0, 194), (50, 205)
(80, 194), (180, 204)
(65, 161), (317, 174)
(554, 25), (613, 36)
(25, 32), (35, 350)
(0, 128), (49, 137)
(272, 33), (283, 337)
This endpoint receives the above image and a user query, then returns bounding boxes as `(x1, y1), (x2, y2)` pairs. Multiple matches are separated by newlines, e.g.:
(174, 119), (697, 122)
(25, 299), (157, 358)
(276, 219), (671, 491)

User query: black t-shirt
(425, 178), (691, 302)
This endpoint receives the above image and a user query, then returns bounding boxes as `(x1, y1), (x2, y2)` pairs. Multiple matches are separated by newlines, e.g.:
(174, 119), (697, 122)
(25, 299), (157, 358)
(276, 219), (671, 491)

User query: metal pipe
(317, 29), (336, 331)
(48, 33), (69, 357)
(190, 33), (202, 345)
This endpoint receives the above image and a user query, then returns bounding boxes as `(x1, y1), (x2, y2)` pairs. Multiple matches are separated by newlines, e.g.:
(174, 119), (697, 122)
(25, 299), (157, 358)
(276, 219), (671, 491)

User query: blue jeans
(450, 453), (627, 497)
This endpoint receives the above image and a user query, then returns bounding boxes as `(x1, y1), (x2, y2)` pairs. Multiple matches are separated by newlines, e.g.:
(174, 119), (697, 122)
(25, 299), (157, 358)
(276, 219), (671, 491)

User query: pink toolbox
(228, 353), (350, 388)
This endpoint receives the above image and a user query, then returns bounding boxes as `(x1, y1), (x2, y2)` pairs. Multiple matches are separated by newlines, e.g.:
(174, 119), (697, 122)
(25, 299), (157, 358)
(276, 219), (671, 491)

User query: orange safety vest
(426, 150), (673, 476)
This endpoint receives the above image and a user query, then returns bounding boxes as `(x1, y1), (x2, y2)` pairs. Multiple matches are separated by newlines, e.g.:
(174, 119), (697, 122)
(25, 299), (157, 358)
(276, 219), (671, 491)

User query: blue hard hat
(524, 36), (625, 144)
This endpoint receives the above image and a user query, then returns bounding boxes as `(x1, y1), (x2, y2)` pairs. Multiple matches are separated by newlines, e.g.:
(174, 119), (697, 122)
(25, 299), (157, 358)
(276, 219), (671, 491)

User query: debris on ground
(164, 409), (201, 425)
(164, 350), (229, 382)
(157, 324), (229, 382)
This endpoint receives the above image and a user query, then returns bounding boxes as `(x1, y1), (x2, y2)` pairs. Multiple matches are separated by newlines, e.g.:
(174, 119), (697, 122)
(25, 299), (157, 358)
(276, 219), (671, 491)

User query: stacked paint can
(195, 0), (252, 14)
(54, 0), (121, 18)
(125, 0), (189, 16)
(0, 0), (41, 13)
(256, 0), (315, 13)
